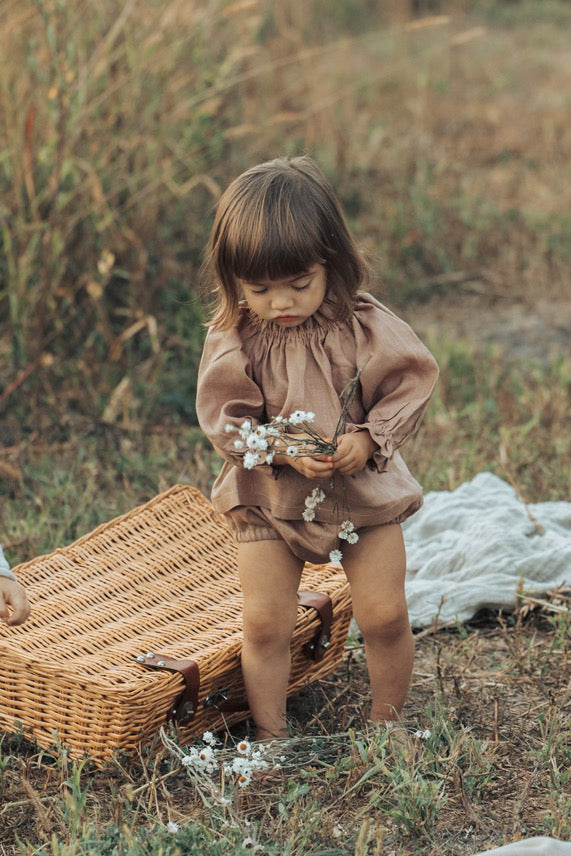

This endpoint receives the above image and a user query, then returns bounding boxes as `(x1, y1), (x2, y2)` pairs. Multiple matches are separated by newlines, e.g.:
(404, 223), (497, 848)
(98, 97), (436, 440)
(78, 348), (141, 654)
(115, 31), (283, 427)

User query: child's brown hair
(204, 156), (368, 329)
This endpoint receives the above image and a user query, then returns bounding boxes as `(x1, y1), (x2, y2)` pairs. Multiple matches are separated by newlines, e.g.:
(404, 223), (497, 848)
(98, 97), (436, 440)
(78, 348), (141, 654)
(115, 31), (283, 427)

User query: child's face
(239, 264), (327, 327)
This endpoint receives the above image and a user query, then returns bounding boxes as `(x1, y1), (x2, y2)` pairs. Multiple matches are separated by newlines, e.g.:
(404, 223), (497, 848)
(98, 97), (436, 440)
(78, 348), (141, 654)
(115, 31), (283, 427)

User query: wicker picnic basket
(0, 485), (352, 763)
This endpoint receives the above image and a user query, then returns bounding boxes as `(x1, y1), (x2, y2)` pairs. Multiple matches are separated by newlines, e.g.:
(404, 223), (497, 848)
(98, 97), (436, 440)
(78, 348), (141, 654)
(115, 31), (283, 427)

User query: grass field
(0, 1), (570, 854)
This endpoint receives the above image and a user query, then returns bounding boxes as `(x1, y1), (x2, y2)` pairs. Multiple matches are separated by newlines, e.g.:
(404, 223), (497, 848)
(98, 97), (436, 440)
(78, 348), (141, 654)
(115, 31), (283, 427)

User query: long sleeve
(196, 324), (266, 467)
(346, 296), (439, 469)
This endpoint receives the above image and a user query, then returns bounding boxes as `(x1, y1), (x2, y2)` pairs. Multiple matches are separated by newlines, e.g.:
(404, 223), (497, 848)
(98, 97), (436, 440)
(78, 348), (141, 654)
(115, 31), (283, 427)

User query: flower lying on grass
(160, 729), (275, 794)
(226, 744), (270, 788)
(160, 730), (270, 851)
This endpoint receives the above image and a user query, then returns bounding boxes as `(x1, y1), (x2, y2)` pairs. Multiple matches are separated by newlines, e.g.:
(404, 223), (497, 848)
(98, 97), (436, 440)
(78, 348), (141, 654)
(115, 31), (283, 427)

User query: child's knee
(242, 602), (296, 648)
(356, 601), (410, 644)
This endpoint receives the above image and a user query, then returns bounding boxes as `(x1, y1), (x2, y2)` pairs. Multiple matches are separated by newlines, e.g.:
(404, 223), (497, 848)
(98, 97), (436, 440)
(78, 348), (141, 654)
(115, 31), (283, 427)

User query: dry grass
(0, 601), (568, 854)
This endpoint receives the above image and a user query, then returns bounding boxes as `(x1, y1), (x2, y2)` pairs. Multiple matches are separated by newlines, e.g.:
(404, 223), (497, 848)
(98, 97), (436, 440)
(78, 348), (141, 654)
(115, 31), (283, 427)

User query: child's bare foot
(255, 727), (289, 742)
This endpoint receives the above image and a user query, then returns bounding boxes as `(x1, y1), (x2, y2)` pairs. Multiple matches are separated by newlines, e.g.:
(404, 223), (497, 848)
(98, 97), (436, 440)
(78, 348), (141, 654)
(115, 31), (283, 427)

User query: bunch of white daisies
(225, 410), (335, 470)
(226, 410), (359, 565)
(182, 732), (271, 787)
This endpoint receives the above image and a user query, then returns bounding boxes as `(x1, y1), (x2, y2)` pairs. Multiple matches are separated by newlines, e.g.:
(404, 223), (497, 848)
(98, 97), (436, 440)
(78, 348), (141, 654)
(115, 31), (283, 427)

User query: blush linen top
(196, 293), (439, 529)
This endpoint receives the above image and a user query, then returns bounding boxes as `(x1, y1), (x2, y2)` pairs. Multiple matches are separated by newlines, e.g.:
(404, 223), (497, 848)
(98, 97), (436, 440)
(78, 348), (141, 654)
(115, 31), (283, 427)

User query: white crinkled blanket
(403, 472), (570, 628)
(472, 837), (571, 856)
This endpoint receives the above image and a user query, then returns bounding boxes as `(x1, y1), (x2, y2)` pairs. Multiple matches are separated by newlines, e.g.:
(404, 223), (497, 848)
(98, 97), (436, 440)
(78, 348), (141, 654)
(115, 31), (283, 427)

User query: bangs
(218, 175), (328, 284)
(229, 226), (322, 284)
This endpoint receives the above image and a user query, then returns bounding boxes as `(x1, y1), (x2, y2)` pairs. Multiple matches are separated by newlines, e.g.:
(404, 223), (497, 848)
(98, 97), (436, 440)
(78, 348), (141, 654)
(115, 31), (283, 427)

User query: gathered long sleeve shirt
(196, 293), (439, 528)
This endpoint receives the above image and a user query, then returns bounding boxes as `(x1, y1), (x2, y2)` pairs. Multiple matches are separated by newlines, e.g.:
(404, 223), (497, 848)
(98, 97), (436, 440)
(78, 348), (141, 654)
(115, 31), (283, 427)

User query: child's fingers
(0, 584), (31, 626)
(332, 460), (359, 475)
(331, 447), (354, 468)
(5, 600), (31, 625)
(306, 462), (334, 478)
(331, 449), (366, 475)
(293, 456), (333, 478)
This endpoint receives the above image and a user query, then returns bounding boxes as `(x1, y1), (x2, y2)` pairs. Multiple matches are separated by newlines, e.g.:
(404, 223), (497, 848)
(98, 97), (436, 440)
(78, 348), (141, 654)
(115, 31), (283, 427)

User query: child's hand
(272, 433), (335, 479)
(287, 452), (335, 480)
(331, 431), (377, 476)
(0, 579), (31, 626)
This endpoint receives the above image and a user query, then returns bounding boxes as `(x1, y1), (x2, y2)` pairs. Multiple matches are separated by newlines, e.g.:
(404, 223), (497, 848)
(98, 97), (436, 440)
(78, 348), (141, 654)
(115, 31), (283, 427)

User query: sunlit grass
(1, 0), (570, 425)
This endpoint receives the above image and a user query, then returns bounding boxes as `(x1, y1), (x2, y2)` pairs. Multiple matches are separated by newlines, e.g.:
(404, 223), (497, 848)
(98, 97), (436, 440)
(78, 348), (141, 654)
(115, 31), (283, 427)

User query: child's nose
(271, 290), (294, 310)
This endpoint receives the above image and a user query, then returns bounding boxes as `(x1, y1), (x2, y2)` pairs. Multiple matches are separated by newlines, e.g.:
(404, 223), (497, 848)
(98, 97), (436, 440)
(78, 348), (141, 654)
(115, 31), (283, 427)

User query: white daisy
(246, 433), (267, 451)
(236, 739), (250, 755)
(243, 451), (259, 469)
(288, 410), (315, 425)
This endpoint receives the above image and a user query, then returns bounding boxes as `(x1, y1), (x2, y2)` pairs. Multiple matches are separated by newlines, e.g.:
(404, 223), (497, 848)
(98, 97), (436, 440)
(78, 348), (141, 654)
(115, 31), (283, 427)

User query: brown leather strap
(136, 652), (200, 725)
(297, 590), (333, 662)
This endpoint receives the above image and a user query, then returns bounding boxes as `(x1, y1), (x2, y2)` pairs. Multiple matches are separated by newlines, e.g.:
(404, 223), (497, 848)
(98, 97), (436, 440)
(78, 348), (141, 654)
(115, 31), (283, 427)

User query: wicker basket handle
(298, 590), (333, 662)
(136, 653), (200, 725)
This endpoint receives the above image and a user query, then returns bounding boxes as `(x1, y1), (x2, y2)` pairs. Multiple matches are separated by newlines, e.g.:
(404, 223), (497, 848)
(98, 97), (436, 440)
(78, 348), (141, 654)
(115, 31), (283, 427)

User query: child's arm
(196, 327), (266, 466)
(0, 578), (31, 626)
(197, 326), (338, 480)
(346, 296), (440, 471)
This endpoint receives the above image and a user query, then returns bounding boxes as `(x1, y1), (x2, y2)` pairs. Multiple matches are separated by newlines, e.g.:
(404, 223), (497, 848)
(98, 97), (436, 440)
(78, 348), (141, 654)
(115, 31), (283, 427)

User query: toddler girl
(196, 156), (438, 740)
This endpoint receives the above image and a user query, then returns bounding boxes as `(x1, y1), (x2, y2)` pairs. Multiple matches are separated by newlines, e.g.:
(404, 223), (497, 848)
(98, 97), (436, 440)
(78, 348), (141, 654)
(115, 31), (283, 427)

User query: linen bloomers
(224, 497), (423, 565)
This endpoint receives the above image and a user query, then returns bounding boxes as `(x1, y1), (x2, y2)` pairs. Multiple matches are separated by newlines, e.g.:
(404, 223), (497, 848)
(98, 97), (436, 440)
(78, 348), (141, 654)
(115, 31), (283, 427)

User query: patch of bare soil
(403, 293), (571, 364)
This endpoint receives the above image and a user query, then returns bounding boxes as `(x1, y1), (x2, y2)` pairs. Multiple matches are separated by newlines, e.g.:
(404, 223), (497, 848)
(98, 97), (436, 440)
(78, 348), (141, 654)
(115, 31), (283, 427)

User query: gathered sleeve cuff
(346, 297), (439, 471)
(196, 325), (267, 467)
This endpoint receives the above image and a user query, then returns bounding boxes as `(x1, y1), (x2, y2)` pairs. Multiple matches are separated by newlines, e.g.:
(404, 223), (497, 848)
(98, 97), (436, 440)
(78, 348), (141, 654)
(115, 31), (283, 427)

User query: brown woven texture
(0, 485), (352, 762)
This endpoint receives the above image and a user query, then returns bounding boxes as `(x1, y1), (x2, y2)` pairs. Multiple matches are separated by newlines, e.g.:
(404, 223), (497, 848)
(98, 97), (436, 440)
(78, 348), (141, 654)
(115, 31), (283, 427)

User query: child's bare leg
(237, 540), (304, 740)
(342, 523), (413, 722)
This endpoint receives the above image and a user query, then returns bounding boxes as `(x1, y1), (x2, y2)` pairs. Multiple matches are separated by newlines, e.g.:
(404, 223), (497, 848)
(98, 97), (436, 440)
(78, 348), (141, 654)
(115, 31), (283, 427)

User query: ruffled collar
(239, 297), (343, 346)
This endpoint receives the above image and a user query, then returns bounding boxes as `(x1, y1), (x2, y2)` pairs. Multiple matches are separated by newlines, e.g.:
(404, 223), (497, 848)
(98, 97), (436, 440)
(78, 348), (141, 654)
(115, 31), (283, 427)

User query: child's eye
(292, 280), (311, 291)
